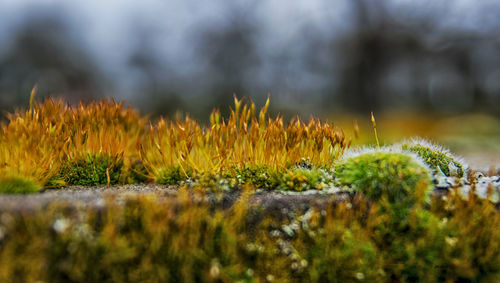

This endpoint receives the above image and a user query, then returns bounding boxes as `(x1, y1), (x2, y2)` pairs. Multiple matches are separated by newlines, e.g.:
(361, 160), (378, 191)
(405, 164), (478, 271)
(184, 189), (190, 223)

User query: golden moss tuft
(0, 96), (348, 190)
(1, 99), (147, 187)
(141, 97), (348, 186)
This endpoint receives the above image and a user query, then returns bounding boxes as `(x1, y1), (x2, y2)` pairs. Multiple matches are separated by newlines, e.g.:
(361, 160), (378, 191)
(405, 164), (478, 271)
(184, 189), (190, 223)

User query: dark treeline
(0, 0), (499, 120)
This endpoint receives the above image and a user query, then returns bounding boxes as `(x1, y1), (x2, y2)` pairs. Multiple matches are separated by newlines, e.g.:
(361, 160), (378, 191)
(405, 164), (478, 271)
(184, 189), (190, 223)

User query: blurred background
(0, 0), (499, 167)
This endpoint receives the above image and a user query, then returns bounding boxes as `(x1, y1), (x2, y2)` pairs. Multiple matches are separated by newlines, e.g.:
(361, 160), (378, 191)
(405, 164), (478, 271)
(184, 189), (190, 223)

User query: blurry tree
(331, 0), (430, 113)
(322, 0), (500, 115)
(0, 16), (105, 113)
(432, 35), (490, 111)
(193, 1), (261, 117)
(1, 0), (499, 118)
(127, 28), (185, 119)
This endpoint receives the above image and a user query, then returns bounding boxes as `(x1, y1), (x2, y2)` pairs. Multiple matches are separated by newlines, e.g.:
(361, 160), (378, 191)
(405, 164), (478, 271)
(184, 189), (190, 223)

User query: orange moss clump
(0, 93), (348, 190)
(141, 96), (348, 183)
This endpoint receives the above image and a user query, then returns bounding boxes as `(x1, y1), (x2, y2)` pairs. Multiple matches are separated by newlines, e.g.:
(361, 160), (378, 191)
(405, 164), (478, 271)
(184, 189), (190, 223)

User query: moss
(1, 190), (500, 282)
(1, 97), (349, 189)
(141, 97), (348, 185)
(371, 206), (450, 281)
(45, 175), (67, 188)
(156, 166), (190, 185)
(218, 163), (335, 191)
(335, 150), (432, 206)
(154, 163), (335, 192)
(400, 141), (465, 177)
(0, 176), (39, 194)
(58, 153), (123, 186)
(295, 157), (314, 170)
(222, 165), (278, 189)
(126, 159), (150, 184)
(275, 167), (334, 191)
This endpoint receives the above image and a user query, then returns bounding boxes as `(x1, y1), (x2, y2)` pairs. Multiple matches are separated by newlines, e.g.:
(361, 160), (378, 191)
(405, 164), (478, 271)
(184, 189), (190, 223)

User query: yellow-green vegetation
(141, 97), (348, 188)
(0, 176), (39, 194)
(275, 167), (335, 191)
(57, 152), (124, 186)
(181, 163), (336, 192)
(0, 91), (65, 189)
(334, 149), (433, 220)
(0, 96), (147, 190)
(0, 94), (348, 192)
(0, 93), (499, 281)
(0, 189), (499, 282)
(156, 165), (191, 185)
(222, 165), (276, 189)
(400, 139), (466, 177)
(335, 149), (433, 204)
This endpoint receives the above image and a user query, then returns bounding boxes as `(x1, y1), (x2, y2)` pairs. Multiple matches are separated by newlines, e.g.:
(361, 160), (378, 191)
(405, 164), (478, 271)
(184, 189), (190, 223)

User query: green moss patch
(275, 167), (335, 191)
(222, 165), (277, 189)
(155, 165), (192, 185)
(0, 176), (39, 194)
(401, 143), (465, 177)
(153, 162), (335, 192)
(335, 151), (432, 205)
(58, 153), (124, 186)
(126, 159), (150, 184)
